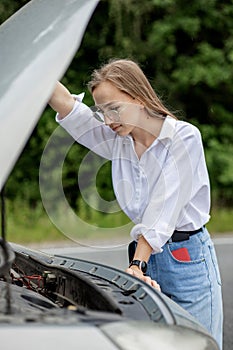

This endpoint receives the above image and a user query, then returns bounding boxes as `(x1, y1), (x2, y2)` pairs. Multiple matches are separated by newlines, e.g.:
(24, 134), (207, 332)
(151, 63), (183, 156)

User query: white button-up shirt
(56, 94), (210, 253)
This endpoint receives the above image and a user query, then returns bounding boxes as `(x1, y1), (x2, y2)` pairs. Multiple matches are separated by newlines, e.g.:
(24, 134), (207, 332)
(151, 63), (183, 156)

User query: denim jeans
(146, 227), (223, 349)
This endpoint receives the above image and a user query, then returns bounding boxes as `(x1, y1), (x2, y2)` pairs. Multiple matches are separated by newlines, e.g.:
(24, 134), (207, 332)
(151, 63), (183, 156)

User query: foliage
(6, 199), (233, 244)
(1, 0), (232, 227)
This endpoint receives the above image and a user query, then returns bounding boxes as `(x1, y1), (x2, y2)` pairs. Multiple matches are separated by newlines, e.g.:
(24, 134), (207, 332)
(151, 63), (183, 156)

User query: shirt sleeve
(56, 94), (116, 160)
(130, 123), (206, 253)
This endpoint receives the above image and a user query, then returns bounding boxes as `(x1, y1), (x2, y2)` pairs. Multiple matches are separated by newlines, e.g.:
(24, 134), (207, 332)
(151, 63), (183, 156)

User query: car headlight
(100, 321), (218, 350)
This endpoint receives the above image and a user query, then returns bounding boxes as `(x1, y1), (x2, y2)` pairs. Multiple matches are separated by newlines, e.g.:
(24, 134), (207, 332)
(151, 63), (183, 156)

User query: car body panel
(0, 243), (218, 349)
(0, 0), (98, 190)
(0, 326), (119, 350)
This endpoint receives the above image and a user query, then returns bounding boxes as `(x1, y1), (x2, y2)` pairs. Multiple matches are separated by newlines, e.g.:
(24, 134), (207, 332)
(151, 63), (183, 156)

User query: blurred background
(1, 0), (232, 245)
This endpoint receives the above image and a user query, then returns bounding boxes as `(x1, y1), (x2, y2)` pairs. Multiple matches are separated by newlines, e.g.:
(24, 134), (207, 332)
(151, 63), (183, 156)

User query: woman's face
(92, 81), (143, 136)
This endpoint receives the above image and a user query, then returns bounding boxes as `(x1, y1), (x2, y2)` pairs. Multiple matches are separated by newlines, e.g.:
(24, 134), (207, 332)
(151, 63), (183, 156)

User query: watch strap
(129, 259), (147, 273)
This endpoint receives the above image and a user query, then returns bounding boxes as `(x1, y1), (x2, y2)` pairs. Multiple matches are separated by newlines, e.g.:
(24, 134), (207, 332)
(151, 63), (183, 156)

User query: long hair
(88, 59), (177, 119)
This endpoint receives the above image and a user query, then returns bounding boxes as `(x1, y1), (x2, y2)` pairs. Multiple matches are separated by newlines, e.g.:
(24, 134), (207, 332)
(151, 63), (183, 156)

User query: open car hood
(0, 0), (98, 191)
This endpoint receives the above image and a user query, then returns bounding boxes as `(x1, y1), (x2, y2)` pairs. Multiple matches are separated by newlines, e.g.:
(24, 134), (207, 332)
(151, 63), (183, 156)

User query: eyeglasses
(90, 104), (126, 123)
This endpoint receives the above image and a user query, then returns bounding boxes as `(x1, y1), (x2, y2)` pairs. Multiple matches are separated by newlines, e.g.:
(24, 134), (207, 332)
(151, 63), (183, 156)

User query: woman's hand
(125, 266), (161, 291)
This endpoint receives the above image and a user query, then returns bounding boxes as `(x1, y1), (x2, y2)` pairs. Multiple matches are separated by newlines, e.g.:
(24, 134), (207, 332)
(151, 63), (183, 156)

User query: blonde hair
(88, 58), (176, 119)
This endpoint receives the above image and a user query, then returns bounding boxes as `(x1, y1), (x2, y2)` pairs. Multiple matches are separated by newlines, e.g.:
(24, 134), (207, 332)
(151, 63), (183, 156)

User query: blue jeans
(147, 227), (223, 349)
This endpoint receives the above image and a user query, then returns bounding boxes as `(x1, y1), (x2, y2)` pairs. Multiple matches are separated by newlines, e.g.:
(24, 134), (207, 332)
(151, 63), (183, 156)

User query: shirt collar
(157, 115), (177, 141)
(123, 115), (176, 145)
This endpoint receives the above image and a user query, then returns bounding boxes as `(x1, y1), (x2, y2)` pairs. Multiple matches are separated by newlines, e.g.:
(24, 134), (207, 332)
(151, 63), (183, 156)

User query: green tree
(1, 0), (232, 209)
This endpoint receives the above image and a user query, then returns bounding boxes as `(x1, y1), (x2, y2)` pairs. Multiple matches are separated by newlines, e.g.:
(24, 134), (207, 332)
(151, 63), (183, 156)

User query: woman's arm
(48, 81), (76, 119)
(49, 82), (115, 160)
(130, 123), (208, 254)
(126, 236), (161, 291)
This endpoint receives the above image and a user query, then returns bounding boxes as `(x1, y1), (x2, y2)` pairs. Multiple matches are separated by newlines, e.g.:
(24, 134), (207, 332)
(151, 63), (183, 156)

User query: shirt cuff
(130, 224), (172, 254)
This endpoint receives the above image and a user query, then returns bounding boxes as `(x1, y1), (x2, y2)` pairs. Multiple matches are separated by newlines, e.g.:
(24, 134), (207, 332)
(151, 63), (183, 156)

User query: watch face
(129, 260), (147, 273)
(140, 261), (147, 273)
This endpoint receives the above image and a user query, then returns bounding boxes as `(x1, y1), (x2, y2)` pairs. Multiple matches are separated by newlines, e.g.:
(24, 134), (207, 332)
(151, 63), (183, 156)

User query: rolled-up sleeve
(130, 124), (205, 253)
(56, 94), (116, 160)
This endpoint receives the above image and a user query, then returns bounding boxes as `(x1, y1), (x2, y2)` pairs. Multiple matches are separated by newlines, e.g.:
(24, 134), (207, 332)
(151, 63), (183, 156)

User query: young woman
(49, 59), (223, 348)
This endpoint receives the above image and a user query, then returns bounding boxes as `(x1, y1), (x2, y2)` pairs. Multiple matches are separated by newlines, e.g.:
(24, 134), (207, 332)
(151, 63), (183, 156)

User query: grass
(206, 207), (233, 234)
(3, 200), (233, 245)
(5, 200), (132, 245)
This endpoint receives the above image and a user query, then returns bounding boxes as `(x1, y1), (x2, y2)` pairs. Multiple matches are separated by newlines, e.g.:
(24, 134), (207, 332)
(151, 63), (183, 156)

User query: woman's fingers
(125, 267), (161, 291)
(142, 275), (161, 291)
(150, 279), (161, 291)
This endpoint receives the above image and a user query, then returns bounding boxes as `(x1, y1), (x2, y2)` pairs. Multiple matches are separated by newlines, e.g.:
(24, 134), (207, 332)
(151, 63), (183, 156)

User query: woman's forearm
(48, 81), (76, 119)
(126, 235), (160, 290)
(133, 235), (153, 262)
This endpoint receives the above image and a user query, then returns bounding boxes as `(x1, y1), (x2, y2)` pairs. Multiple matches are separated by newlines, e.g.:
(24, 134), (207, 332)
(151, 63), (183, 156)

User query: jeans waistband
(169, 226), (204, 243)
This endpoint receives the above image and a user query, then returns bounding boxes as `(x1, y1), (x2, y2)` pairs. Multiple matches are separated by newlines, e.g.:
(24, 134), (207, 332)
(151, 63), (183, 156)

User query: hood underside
(0, 0), (98, 191)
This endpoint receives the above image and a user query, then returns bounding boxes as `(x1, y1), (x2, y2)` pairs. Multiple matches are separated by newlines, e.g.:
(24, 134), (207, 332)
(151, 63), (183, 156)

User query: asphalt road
(43, 235), (233, 350)
(214, 236), (233, 350)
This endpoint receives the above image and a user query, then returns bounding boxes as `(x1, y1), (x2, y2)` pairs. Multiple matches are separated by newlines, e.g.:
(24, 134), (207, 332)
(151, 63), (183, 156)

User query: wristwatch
(129, 259), (147, 274)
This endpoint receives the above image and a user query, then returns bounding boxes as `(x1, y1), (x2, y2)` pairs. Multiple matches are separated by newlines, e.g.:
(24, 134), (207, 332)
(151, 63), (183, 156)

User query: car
(0, 240), (218, 350)
(0, 1), (219, 349)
